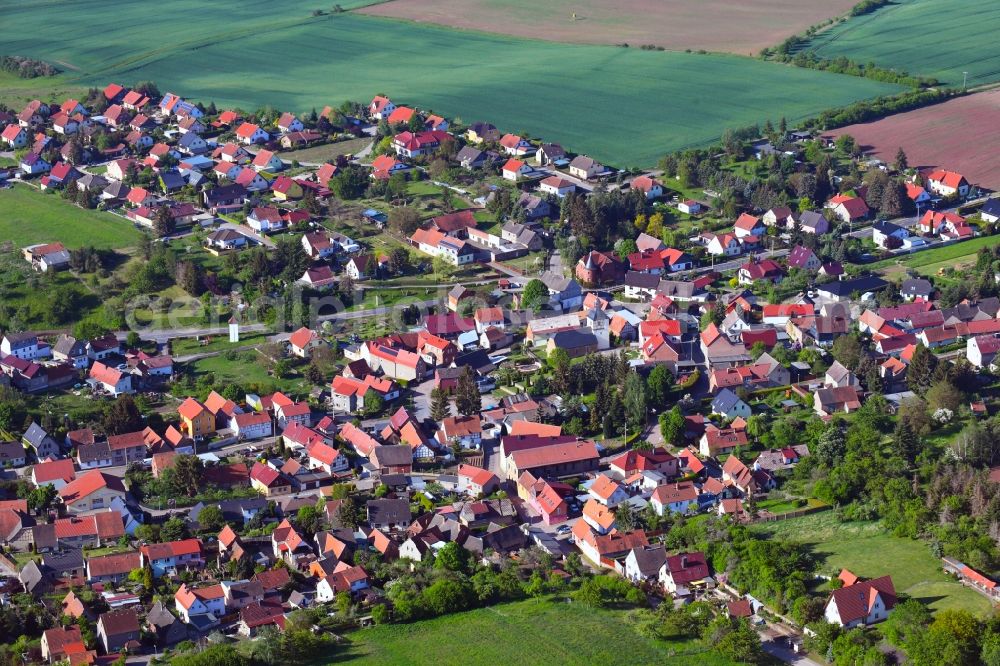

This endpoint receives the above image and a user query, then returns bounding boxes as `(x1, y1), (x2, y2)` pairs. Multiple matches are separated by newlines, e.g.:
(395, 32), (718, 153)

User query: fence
(752, 503), (830, 523)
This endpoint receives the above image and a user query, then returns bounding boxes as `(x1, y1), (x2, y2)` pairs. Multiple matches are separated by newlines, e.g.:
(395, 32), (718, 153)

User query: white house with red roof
(501, 158), (531, 182)
(234, 122), (269, 145)
(926, 169), (969, 198)
(2, 124), (28, 148)
(247, 206), (285, 233)
(251, 149), (284, 172)
(827, 194), (870, 223)
(369, 95), (396, 120)
(499, 133), (532, 156)
(277, 112), (304, 134)
(88, 362), (133, 396)
(630, 175), (664, 200)
(457, 463), (499, 496)
(538, 175), (575, 197)
(733, 213), (765, 238)
(371, 154), (408, 179)
(825, 571), (896, 627)
(307, 440), (348, 474)
(288, 327), (323, 358)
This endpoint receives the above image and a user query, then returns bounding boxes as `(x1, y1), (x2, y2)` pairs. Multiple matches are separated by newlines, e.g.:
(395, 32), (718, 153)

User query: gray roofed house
(19, 559), (51, 595)
(710, 388), (751, 420)
(625, 544), (667, 582)
(816, 275), (888, 300)
(102, 180), (131, 200)
(825, 360), (858, 388)
(549, 329), (598, 356)
(146, 601), (189, 646)
(371, 445), (413, 470)
(23, 423), (59, 459)
(52, 334), (88, 368)
(455, 145), (485, 169)
(568, 154), (603, 179)
(30, 523), (57, 552)
(76, 173), (108, 192)
(159, 170), (186, 192)
(516, 192), (551, 221)
(501, 221), (543, 250)
(798, 210), (829, 234)
(480, 523), (528, 554)
(535, 142), (566, 165)
(43, 548), (85, 578)
(0, 441), (27, 467)
(366, 498), (411, 530)
(900, 278), (934, 301)
(539, 271), (582, 310)
(188, 498), (268, 527)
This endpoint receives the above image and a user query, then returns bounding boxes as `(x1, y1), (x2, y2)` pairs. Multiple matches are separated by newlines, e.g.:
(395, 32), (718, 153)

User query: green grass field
(0, 0), (901, 166)
(342, 598), (736, 665)
(752, 512), (991, 615)
(870, 234), (1000, 273)
(805, 0), (1000, 87)
(0, 184), (142, 250)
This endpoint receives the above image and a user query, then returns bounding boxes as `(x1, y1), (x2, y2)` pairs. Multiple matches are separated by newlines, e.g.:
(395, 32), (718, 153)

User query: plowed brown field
(360, 0), (859, 55)
(829, 90), (1000, 190)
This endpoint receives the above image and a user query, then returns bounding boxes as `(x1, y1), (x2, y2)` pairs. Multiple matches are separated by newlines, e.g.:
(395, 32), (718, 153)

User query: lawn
(0, 184), (142, 250)
(187, 351), (310, 396)
(280, 136), (374, 164)
(341, 598), (736, 665)
(870, 235), (1000, 273)
(804, 0), (1000, 88)
(169, 332), (270, 356)
(751, 512), (991, 616)
(0, 1), (901, 166)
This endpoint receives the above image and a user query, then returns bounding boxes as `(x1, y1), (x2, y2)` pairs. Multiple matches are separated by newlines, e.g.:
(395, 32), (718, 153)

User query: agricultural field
(804, 0), (1000, 88)
(0, 1), (902, 166)
(343, 598), (736, 665)
(828, 89), (1000, 189)
(361, 0), (860, 55)
(0, 184), (142, 250)
(752, 512), (991, 615)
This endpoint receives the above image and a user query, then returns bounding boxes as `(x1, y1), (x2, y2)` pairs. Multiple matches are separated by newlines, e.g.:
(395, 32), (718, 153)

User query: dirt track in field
(828, 89), (1000, 191)
(359, 0), (860, 56)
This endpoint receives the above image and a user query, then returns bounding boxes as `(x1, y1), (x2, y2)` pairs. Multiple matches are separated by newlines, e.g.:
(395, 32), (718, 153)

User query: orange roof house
(177, 397), (216, 438)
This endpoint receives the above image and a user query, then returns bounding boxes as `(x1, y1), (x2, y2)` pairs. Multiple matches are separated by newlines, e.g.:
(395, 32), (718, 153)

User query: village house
(568, 155), (603, 180)
(825, 570), (896, 627)
(926, 169), (969, 198)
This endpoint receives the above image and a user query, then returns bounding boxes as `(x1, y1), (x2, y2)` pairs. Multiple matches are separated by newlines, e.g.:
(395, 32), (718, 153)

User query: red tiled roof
(59, 471), (126, 505)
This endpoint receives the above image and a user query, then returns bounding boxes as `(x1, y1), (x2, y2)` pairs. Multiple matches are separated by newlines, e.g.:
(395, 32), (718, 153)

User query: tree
(330, 165), (367, 199)
(102, 395), (143, 435)
(362, 391), (385, 417)
(831, 334), (862, 371)
(623, 371), (648, 432)
(160, 516), (188, 541)
(433, 541), (469, 573)
(296, 504), (323, 534)
(894, 146), (909, 172)
(521, 278), (548, 311)
(153, 206), (175, 237)
(27, 484), (57, 515)
(422, 578), (472, 616)
(454, 366), (481, 417)
(715, 618), (763, 664)
(893, 418), (919, 463)
(388, 207), (422, 236)
(907, 344), (938, 392)
(387, 247), (411, 275)
(429, 387), (451, 422)
(815, 425), (846, 467)
(659, 405), (685, 447)
(125, 331), (142, 349)
(925, 379), (963, 413)
(646, 365), (672, 407)
(197, 504), (224, 533)
(172, 454), (204, 497)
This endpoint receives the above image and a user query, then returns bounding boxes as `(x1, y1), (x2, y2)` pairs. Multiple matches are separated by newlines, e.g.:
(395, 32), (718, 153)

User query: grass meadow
(0, 184), (142, 250)
(0, 1), (901, 166)
(751, 512), (991, 615)
(804, 0), (1000, 88)
(342, 597), (737, 665)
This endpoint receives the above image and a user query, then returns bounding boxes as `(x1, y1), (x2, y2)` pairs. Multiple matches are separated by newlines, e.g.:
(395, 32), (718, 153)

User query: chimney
(681, 555), (688, 568)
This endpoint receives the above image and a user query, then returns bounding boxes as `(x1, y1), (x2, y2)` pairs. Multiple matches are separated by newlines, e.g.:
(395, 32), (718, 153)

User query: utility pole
(963, 71), (969, 91)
